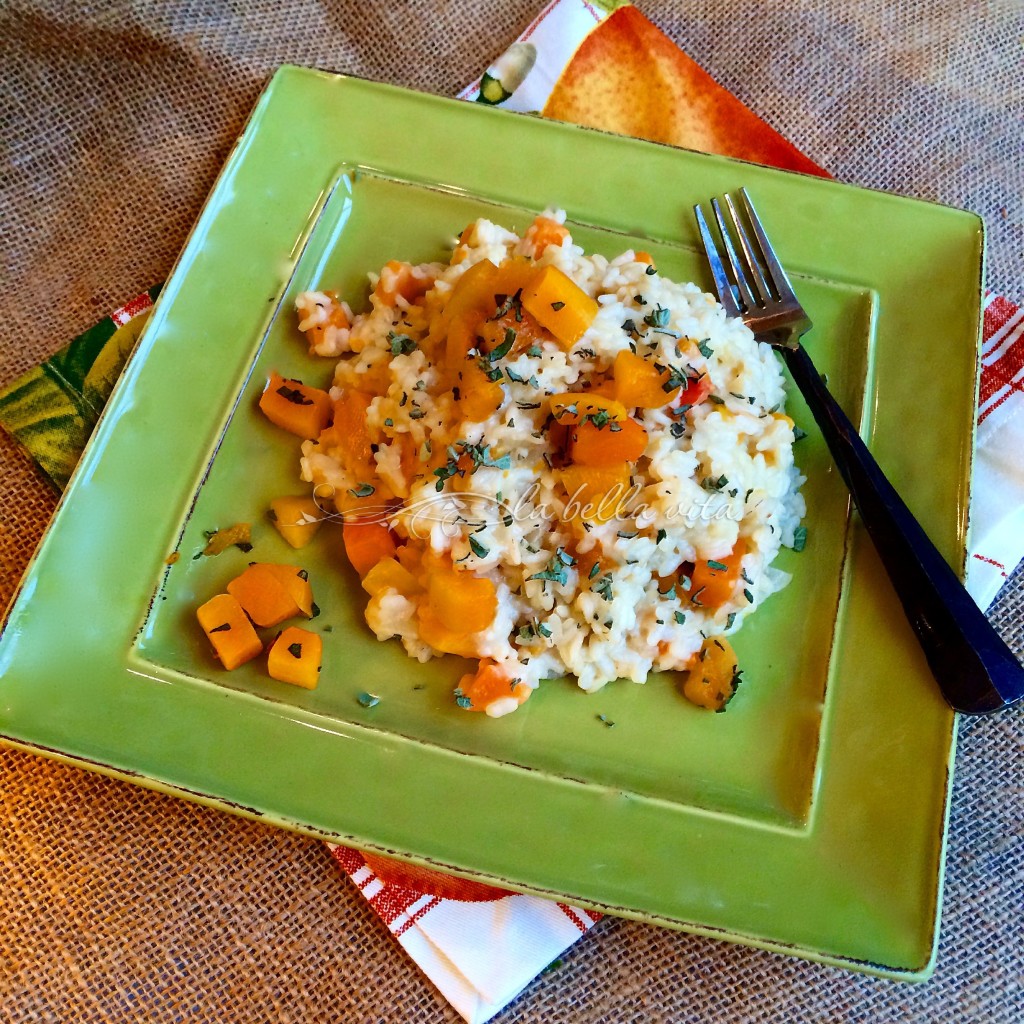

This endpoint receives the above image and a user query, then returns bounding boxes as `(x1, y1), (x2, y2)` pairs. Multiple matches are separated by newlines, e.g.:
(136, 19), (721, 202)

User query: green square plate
(0, 67), (982, 979)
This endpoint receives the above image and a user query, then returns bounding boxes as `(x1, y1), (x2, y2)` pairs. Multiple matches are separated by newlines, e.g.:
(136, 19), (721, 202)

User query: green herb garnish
(388, 332), (417, 355)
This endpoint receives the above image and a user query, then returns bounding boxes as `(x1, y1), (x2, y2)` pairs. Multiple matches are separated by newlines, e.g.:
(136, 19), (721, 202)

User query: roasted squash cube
(269, 496), (323, 549)
(227, 564), (304, 627)
(196, 593), (262, 670)
(681, 636), (740, 711)
(267, 626), (322, 690)
(259, 371), (332, 439)
(520, 265), (598, 348)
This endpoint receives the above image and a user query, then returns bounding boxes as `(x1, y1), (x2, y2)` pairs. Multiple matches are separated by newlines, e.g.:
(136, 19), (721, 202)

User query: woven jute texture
(2, 2), (1023, 1021)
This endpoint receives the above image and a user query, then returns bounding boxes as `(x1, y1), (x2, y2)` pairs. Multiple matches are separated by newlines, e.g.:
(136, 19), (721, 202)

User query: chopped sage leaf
(387, 332), (417, 355)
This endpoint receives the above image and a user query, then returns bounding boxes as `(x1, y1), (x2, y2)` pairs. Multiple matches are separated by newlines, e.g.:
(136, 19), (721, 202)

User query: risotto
(288, 211), (805, 717)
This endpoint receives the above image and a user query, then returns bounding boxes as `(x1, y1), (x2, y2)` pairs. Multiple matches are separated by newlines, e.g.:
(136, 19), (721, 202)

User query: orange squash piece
(681, 636), (739, 711)
(613, 350), (680, 408)
(445, 259), (499, 322)
(227, 564), (304, 627)
(456, 660), (532, 715)
(252, 563), (315, 617)
(329, 390), (375, 475)
(446, 310), (483, 366)
(575, 546), (602, 583)
(493, 256), (540, 297)
(361, 556), (422, 598)
(259, 371), (332, 439)
(201, 522), (252, 556)
(374, 260), (433, 307)
(267, 626), (322, 690)
(557, 464), (633, 523)
(570, 417), (648, 466)
(689, 539), (747, 611)
(427, 568), (497, 634)
(458, 361), (505, 422)
(269, 495), (323, 549)
(520, 265), (598, 348)
(524, 215), (570, 255)
(196, 593), (263, 670)
(416, 605), (480, 658)
(343, 519), (398, 577)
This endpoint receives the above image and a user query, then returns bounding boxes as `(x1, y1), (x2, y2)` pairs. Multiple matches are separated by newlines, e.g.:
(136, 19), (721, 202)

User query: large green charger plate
(0, 67), (982, 978)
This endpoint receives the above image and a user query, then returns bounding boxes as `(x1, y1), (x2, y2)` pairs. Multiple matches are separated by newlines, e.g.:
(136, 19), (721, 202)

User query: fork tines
(694, 188), (798, 317)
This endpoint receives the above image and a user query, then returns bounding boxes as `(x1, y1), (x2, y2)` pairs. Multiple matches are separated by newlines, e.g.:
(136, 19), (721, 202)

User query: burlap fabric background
(2, 2), (1022, 1021)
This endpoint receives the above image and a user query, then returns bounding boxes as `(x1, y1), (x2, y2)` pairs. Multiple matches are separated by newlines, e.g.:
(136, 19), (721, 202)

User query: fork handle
(783, 342), (1024, 714)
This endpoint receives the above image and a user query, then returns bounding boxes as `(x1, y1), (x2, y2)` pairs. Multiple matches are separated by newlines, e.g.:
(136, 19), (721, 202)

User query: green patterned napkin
(0, 286), (160, 491)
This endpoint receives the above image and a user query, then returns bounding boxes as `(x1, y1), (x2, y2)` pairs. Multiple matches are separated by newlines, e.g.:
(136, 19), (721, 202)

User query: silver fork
(694, 188), (1023, 715)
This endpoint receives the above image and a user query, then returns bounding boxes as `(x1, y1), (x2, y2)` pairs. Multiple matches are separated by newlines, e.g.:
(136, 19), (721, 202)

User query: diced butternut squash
(689, 539), (747, 611)
(458, 362), (505, 422)
(197, 593), (263, 670)
(397, 433), (420, 487)
(267, 626), (322, 690)
(446, 310), (483, 366)
(259, 371), (332, 439)
(520, 265), (598, 348)
(681, 636), (740, 711)
(416, 605), (480, 658)
(361, 556), (421, 598)
(456, 660), (531, 716)
(427, 569), (497, 633)
(202, 522), (252, 556)
(329, 390), (375, 475)
(524, 216), (569, 255)
(613, 350), (679, 409)
(575, 546), (602, 583)
(570, 417), (648, 466)
(557, 464), (633, 523)
(492, 256), (540, 297)
(548, 391), (627, 425)
(374, 260), (433, 307)
(227, 564), (305, 627)
(269, 496), (323, 549)
(253, 562), (315, 617)
(343, 518), (397, 577)
(445, 259), (499, 322)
